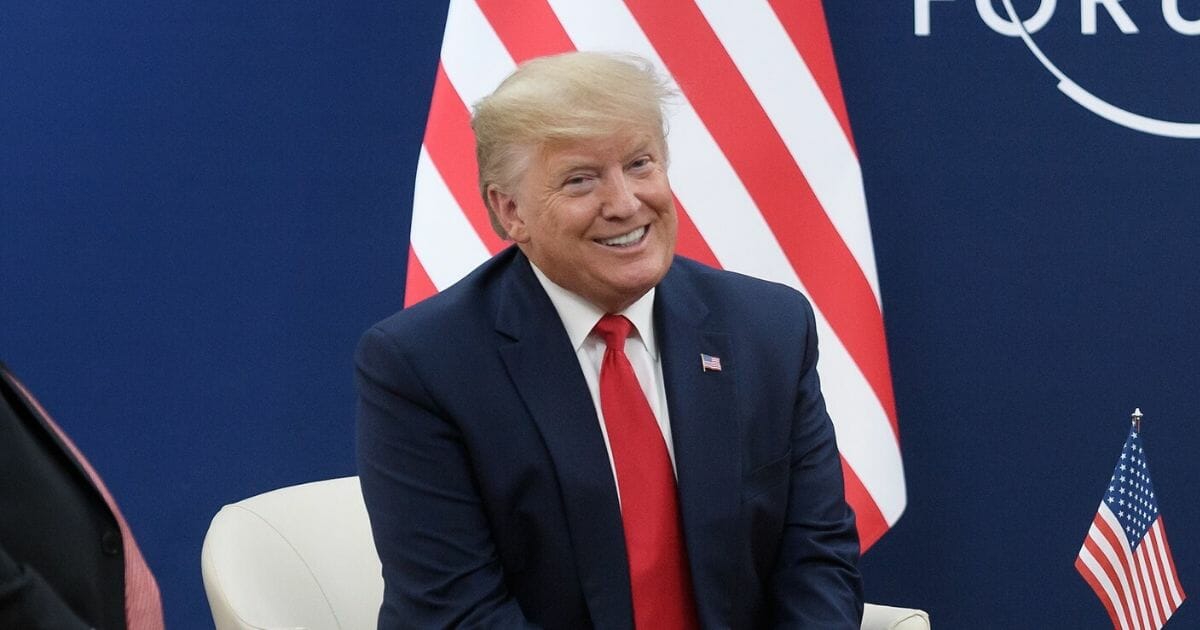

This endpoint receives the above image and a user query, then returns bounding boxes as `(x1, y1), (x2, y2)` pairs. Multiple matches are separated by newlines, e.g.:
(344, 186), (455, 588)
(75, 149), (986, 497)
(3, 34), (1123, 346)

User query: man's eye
(629, 157), (652, 170)
(562, 175), (595, 193)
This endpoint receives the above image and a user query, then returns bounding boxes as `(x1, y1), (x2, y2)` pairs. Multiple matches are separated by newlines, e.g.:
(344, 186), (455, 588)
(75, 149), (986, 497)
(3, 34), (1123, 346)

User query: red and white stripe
(1076, 504), (1186, 630)
(407, 0), (906, 550)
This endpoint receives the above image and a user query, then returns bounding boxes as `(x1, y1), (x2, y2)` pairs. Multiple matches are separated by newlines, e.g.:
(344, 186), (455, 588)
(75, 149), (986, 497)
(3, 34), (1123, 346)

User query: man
(357, 52), (862, 629)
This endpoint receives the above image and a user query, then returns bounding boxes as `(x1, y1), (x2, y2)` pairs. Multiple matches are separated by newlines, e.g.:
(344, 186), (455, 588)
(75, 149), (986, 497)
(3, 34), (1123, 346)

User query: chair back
(201, 476), (383, 630)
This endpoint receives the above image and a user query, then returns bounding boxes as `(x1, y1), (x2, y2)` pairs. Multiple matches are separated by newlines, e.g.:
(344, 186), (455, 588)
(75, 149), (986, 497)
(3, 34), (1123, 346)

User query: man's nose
(599, 173), (640, 218)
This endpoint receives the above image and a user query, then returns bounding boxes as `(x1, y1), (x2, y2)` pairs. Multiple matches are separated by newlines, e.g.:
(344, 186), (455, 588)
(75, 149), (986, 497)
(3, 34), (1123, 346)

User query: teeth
(599, 226), (646, 246)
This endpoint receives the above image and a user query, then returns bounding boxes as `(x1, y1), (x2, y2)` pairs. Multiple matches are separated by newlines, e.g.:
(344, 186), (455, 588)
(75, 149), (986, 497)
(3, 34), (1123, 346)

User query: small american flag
(700, 353), (722, 372)
(1076, 418), (1186, 630)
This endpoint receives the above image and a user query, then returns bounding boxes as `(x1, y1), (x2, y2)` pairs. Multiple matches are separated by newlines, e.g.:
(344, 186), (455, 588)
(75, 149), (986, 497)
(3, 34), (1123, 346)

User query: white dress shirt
(530, 263), (677, 502)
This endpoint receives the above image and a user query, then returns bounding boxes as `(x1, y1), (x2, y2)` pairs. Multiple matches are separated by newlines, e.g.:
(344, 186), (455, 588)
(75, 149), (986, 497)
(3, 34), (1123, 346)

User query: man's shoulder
(369, 248), (521, 335)
(358, 248), (528, 363)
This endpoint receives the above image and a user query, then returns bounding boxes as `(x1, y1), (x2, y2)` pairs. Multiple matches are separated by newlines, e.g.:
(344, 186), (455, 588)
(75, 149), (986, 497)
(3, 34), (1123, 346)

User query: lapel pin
(700, 353), (722, 372)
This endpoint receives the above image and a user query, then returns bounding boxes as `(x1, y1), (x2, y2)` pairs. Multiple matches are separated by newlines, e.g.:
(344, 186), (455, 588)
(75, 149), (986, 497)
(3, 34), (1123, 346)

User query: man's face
(491, 131), (677, 313)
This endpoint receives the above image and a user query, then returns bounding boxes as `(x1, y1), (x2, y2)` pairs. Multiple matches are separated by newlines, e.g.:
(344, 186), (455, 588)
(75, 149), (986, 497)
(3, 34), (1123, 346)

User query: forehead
(536, 131), (663, 170)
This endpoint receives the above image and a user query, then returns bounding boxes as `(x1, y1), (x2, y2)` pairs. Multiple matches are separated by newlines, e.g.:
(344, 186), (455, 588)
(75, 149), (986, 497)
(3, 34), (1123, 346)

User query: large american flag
(405, 0), (905, 550)
(1076, 418), (1186, 630)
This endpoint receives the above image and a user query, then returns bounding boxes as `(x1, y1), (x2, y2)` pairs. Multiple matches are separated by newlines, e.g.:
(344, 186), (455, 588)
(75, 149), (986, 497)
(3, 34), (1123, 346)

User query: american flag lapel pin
(700, 353), (722, 372)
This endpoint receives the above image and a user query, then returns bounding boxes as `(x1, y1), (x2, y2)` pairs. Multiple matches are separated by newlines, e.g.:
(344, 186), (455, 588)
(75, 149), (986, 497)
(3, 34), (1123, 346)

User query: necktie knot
(593, 314), (633, 350)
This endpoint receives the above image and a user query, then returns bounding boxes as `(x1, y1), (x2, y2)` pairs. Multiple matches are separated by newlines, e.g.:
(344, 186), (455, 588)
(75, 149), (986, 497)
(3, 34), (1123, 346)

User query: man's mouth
(596, 226), (647, 247)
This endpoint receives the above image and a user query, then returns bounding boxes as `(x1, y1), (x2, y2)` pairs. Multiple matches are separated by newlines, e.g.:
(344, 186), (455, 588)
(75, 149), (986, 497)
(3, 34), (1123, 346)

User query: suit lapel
(494, 255), (634, 630)
(655, 263), (739, 628)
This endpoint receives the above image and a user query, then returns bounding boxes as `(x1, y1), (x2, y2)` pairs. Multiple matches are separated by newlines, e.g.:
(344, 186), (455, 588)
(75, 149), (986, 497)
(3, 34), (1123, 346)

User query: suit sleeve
(767, 296), (865, 628)
(355, 326), (540, 630)
(0, 544), (91, 630)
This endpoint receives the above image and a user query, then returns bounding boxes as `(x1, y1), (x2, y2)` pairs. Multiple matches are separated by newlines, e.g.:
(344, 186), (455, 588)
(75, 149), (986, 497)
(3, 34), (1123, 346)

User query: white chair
(201, 477), (929, 630)
(201, 477), (383, 630)
(863, 604), (930, 630)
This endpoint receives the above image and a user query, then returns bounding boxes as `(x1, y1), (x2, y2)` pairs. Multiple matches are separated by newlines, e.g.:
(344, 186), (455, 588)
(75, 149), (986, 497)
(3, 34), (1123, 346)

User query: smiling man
(356, 52), (862, 630)
(488, 128), (676, 315)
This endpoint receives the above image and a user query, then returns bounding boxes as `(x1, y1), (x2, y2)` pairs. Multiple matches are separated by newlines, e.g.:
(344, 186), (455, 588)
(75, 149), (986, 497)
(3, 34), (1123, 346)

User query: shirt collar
(530, 261), (658, 359)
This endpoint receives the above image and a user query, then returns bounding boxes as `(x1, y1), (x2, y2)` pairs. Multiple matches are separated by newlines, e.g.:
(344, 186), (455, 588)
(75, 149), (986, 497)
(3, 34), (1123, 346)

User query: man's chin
(595, 273), (671, 312)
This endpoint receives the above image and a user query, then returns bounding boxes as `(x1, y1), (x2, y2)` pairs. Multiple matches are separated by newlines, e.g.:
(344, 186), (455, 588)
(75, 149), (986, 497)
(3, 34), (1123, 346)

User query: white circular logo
(1000, 0), (1200, 139)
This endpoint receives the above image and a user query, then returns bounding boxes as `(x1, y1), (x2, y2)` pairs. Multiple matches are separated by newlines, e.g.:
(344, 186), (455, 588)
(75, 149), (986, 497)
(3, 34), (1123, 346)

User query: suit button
(101, 530), (121, 556)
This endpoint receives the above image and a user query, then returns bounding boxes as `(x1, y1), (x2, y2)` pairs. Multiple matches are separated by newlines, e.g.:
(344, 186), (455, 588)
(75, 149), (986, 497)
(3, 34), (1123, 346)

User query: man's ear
(488, 185), (528, 243)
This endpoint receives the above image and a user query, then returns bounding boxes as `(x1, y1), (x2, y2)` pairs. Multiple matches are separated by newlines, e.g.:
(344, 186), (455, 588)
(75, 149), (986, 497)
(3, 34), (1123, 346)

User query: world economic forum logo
(916, 0), (1200, 139)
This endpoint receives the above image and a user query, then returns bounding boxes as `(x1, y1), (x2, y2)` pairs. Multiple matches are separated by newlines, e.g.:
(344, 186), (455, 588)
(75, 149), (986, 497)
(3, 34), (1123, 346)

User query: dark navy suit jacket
(356, 248), (862, 629)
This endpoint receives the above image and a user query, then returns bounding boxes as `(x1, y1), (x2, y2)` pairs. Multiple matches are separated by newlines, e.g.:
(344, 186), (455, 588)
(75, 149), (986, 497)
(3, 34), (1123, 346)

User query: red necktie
(9, 375), (165, 630)
(594, 314), (698, 630)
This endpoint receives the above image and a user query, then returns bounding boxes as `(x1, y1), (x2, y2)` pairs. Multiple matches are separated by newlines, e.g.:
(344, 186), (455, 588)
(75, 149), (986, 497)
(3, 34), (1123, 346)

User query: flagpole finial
(1132, 408), (1143, 432)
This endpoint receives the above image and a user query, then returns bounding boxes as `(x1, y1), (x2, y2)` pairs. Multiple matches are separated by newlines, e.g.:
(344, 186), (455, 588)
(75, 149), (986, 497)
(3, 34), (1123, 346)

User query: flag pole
(1131, 407), (1143, 432)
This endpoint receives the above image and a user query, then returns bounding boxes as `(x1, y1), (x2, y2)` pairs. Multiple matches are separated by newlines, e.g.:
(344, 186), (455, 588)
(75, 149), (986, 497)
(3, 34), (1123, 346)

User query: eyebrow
(546, 137), (658, 179)
(621, 136), (657, 159)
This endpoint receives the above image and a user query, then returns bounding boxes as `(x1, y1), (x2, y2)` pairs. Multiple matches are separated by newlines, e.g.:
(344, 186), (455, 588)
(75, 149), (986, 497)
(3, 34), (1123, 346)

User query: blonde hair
(471, 51), (674, 238)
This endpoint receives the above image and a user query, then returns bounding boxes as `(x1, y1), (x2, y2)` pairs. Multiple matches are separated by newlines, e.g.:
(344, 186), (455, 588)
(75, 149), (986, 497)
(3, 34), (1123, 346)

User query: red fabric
(9, 376), (165, 630)
(594, 314), (698, 629)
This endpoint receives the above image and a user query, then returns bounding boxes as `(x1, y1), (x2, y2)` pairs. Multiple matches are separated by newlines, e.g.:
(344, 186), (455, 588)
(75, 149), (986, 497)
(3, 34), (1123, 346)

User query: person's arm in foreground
(0, 544), (90, 630)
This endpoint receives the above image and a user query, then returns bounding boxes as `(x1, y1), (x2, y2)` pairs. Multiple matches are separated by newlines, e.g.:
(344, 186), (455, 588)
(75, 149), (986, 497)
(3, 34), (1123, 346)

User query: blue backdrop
(2, 1), (1196, 627)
